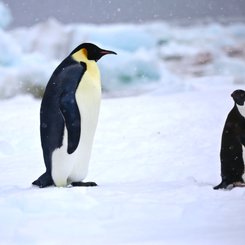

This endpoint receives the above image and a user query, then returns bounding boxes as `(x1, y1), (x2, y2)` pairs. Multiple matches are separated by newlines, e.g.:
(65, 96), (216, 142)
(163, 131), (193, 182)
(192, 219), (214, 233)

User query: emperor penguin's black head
(71, 43), (117, 62)
(231, 89), (245, 106)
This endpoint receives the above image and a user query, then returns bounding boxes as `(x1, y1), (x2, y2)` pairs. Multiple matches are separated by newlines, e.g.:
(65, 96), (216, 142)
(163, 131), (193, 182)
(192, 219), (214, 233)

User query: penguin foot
(71, 181), (98, 187)
(233, 182), (245, 187)
(213, 180), (245, 190)
(213, 181), (230, 190)
(32, 172), (53, 188)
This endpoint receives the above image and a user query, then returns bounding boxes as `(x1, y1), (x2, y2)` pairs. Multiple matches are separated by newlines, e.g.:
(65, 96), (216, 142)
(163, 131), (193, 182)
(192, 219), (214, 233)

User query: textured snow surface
(1, 86), (245, 245)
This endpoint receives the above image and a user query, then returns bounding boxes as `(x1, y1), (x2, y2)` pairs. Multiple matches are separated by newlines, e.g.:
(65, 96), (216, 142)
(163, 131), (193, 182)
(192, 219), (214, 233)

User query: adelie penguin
(214, 89), (245, 190)
(32, 43), (117, 188)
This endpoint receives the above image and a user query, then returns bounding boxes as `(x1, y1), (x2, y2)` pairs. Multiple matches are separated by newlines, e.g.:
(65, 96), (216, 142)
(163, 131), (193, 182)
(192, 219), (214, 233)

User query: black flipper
(58, 61), (87, 154)
(60, 91), (81, 154)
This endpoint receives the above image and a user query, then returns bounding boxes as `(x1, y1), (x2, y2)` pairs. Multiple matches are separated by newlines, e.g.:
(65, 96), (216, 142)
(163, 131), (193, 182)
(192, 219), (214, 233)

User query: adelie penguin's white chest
(51, 60), (101, 187)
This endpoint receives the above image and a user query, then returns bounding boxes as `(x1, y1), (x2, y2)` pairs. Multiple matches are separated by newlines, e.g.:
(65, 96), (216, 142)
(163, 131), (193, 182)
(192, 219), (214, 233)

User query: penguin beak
(99, 49), (117, 56)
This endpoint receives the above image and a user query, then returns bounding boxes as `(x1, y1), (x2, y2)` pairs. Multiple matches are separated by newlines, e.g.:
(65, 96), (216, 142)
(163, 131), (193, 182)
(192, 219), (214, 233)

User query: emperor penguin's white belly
(52, 63), (101, 187)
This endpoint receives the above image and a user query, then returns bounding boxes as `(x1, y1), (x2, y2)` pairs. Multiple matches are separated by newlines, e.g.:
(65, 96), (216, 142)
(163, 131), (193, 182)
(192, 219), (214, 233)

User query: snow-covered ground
(1, 84), (245, 245)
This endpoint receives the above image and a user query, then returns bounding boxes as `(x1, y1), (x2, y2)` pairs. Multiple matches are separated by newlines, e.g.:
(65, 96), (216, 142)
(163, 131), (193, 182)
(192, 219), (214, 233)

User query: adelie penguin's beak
(100, 49), (117, 56)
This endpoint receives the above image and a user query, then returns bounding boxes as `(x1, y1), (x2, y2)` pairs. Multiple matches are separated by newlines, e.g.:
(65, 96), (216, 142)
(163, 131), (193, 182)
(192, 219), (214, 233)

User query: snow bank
(0, 19), (244, 98)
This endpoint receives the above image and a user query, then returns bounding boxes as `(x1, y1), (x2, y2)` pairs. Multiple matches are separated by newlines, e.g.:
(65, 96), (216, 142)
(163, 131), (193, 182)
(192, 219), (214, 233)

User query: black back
(40, 56), (86, 173)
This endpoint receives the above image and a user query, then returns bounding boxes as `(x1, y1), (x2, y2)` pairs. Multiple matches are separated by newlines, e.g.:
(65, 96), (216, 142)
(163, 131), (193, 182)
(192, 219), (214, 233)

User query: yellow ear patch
(82, 48), (88, 57)
(71, 47), (100, 85)
(72, 48), (88, 62)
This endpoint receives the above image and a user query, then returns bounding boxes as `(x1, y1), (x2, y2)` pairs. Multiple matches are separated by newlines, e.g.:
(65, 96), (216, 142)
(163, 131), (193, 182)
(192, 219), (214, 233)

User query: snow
(1, 84), (245, 244)
(0, 8), (245, 244)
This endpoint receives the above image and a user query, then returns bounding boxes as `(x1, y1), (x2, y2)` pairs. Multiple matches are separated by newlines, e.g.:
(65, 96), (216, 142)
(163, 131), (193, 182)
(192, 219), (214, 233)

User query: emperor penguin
(32, 43), (117, 188)
(214, 89), (245, 190)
